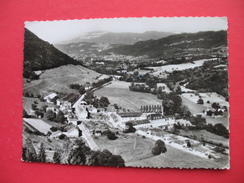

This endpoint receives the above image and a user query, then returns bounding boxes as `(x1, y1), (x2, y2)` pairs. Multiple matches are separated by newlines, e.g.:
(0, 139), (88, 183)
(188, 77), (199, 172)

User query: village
(23, 73), (229, 167)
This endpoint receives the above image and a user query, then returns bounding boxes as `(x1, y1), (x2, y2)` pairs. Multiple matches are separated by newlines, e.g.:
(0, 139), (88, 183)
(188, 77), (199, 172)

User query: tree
(107, 131), (118, 140)
(23, 110), (30, 118)
(151, 146), (161, 156)
(189, 115), (206, 128)
(151, 140), (167, 156)
(100, 96), (110, 107)
(67, 147), (86, 165)
(45, 109), (56, 121)
(87, 149), (125, 167)
(123, 122), (136, 133)
(211, 102), (220, 109)
(53, 150), (61, 164)
(78, 85), (86, 95)
(197, 98), (204, 104)
(206, 110), (213, 116)
(56, 111), (66, 123)
(186, 141), (192, 148)
(22, 137), (38, 162)
(31, 104), (37, 110)
(213, 123), (229, 138)
(37, 143), (46, 163)
(174, 85), (182, 94)
(24, 92), (30, 97)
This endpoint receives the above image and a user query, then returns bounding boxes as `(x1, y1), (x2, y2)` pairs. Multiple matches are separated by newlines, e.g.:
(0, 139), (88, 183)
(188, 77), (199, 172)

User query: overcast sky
(25, 17), (227, 44)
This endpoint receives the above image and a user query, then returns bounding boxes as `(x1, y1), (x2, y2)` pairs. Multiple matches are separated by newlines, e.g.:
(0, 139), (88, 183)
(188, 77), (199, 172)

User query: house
(76, 101), (97, 120)
(46, 107), (58, 114)
(65, 128), (79, 138)
(44, 93), (58, 103)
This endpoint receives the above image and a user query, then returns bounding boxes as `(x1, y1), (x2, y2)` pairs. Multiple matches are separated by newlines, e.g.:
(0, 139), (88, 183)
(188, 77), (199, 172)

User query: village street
(78, 123), (99, 150)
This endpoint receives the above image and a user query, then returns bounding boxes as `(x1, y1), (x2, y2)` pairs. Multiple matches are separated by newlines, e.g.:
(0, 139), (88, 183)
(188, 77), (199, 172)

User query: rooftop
(117, 112), (142, 118)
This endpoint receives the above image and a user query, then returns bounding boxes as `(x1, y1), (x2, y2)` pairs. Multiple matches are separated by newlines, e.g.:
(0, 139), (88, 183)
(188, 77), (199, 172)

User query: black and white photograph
(22, 17), (229, 169)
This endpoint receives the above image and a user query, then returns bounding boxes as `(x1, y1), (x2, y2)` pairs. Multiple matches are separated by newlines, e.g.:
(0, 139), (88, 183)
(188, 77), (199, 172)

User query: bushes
(58, 134), (67, 140)
(189, 115), (206, 128)
(56, 111), (66, 123)
(206, 123), (229, 138)
(88, 149), (125, 167)
(151, 140), (167, 156)
(45, 109), (56, 121)
(106, 131), (118, 140)
(123, 122), (136, 133)
(50, 127), (58, 132)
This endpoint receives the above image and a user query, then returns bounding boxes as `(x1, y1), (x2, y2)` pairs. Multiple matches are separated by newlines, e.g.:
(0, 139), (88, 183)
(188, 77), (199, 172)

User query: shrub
(50, 127), (58, 132)
(107, 132), (118, 140)
(59, 134), (67, 140)
(197, 98), (204, 104)
(45, 109), (56, 121)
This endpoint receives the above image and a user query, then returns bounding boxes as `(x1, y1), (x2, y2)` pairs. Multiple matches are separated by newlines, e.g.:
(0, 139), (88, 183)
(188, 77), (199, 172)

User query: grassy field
(181, 95), (206, 115)
(126, 144), (229, 168)
(93, 133), (155, 163)
(182, 92), (229, 108)
(23, 65), (101, 96)
(94, 81), (162, 112)
(93, 132), (229, 168)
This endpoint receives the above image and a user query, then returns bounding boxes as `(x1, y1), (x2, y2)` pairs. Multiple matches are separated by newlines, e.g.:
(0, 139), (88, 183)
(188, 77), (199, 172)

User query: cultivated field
(181, 95), (206, 115)
(148, 59), (214, 75)
(23, 65), (101, 96)
(94, 81), (162, 112)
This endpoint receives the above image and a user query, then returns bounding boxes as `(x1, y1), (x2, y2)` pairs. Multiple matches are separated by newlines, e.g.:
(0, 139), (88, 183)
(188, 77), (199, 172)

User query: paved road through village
(78, 123), (99, 151)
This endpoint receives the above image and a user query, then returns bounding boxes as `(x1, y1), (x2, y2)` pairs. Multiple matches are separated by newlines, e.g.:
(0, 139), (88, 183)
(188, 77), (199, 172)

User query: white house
(44, 93), (57, 103)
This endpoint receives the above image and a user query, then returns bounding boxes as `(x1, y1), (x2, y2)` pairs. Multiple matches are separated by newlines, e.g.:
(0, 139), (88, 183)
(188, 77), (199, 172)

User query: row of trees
(69, 84), (86, 95)
(22, 138), (125, 167)
(140, 105), (162, 113)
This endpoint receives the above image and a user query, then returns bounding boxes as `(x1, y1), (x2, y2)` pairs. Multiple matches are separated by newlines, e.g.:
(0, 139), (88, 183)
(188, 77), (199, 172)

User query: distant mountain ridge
(64, 31), (174, 45)
(104, 30), (227, 59)
(24, 28), (82, 71)
(54, 30), (227, 61)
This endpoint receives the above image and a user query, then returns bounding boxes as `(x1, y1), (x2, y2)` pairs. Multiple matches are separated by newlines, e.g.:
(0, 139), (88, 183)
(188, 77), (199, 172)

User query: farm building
(117, 112), (144, 122)
(23, 118), (52, 135)
(75, 102), (97, 120)
(44, 93), (58, 103)
(65, 128), (79, 138)
(127, 119), (151, 129)
(147, 113), (164, 120)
